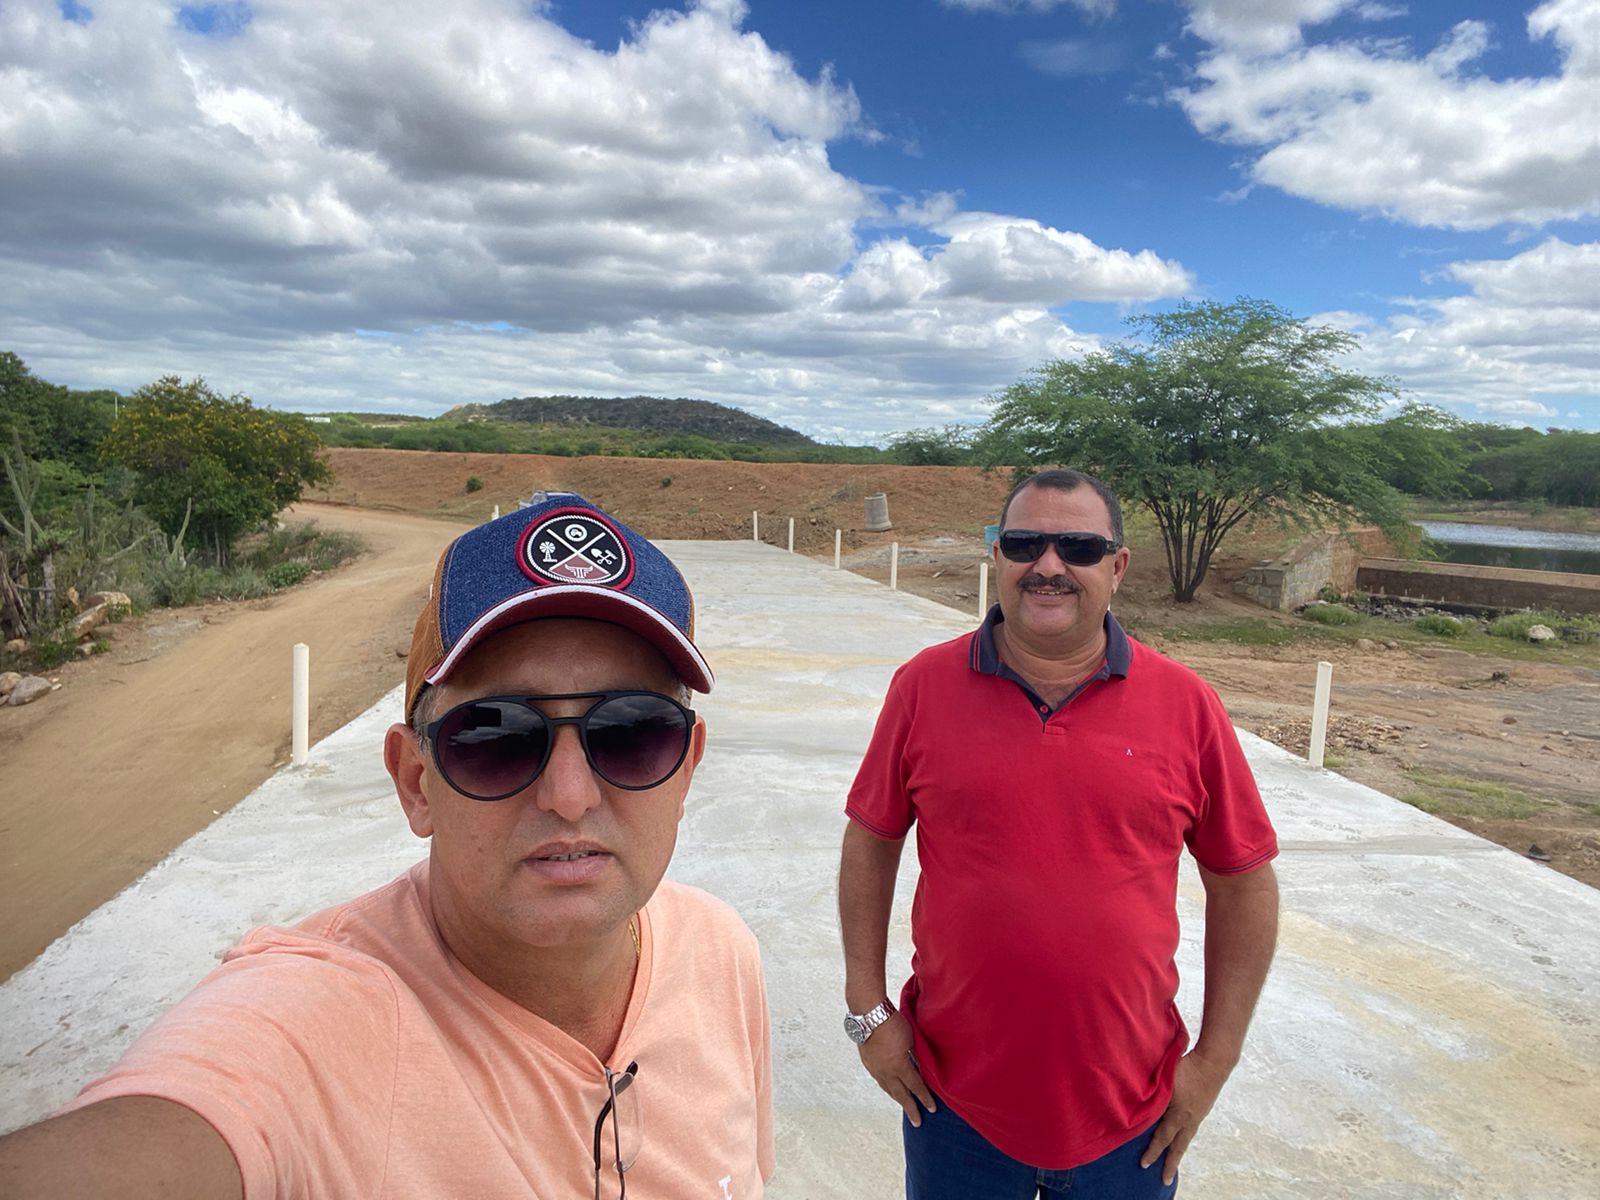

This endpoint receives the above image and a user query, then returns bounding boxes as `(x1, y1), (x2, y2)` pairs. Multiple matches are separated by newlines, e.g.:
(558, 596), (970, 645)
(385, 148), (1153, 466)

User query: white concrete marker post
(291, 643), (310, 767)
(978, 561), (989, 619)
(787, 517), (795, 554)
(752, 511), (759, 542)
(491, 504), (500, 521)
(834, 529), (841, 569)
(890, 543), (899, 591)
(1308, 660), (1334, 768)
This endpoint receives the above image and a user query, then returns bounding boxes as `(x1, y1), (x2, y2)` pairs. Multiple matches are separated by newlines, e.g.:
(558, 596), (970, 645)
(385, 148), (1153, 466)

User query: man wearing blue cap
(0, 494), (774, 1199)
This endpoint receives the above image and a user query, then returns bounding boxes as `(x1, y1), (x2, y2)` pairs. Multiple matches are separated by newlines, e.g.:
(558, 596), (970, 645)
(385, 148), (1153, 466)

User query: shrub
(239, 521), (363, 574)
(1414, 614), (1467, 637)
(1486, 610), (1600, 641)
(1318, 585), (1343, 603)
(465, 475), (484, 493)
(215, 567), (272, 601)
(266, 561), (312, 589)
(1302, 603), (1363, 626)
(31, 632), (79, 668)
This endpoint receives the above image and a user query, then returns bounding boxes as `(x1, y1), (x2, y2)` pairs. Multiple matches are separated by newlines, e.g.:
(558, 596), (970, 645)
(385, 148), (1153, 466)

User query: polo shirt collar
(969, 606), (1132, 678)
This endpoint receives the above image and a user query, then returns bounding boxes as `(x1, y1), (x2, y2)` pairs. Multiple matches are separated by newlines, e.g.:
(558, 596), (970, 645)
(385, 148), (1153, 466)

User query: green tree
(1324, 403), (1476, 498)
(101, 376), (330, 566)
(0, 352), (119, 473)
(980, 298), (1400, 601)
(886, 424), (978, 466)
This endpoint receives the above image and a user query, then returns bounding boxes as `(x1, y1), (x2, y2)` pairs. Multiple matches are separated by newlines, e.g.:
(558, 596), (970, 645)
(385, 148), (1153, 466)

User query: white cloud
(1175, 0), (1600, 229)
(0, 0), (1187, 440)
(833, 213), (1192, 311)
(1019, 38), (1125, 76)
(1181, 0), (1359, 56)
(1333, 239), (1600, 421)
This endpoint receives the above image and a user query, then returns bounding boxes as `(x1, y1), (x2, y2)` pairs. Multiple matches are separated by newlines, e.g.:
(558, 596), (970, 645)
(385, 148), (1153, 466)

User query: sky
(1, 0), (1597, 442)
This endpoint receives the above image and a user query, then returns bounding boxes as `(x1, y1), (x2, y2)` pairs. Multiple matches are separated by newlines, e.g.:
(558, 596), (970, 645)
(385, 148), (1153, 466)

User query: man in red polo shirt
(839, 468), (1279, 1198)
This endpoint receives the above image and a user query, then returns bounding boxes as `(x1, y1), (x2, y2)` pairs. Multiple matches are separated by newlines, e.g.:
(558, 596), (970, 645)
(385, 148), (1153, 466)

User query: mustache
(1019, 573), (1080, 593)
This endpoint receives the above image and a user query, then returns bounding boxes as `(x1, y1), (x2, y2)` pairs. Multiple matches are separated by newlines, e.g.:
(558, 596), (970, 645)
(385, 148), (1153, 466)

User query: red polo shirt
(846, 611), (1277, 1169)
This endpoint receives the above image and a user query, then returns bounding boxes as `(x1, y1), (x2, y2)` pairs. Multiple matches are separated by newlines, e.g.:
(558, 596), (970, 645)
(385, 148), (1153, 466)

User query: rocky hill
(443, 395), (816, 447)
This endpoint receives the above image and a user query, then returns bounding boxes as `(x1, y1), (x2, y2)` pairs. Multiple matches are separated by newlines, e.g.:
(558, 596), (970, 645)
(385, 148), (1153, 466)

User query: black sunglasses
(423, 692), (693, 801)
(997, 529), (1121, 566)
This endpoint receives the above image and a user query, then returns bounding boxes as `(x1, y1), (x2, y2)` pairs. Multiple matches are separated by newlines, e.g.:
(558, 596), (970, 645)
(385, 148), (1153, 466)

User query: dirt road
(0, 504), (467, 982)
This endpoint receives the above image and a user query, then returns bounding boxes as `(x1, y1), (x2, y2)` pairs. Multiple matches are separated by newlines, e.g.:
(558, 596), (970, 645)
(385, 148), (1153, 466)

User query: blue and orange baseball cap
(404, 492), (713, 719)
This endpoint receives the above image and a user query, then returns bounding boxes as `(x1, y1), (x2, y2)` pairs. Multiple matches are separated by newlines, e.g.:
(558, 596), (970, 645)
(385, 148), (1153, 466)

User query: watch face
(844, 1015), (866, 1044)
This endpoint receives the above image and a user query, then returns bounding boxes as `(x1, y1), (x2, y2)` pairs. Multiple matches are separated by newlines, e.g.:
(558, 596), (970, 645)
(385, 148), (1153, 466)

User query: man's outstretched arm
(1141, 861), (1279, 1185)
(0, 1096), (242, 1199)
(838, 820), (937, 1126)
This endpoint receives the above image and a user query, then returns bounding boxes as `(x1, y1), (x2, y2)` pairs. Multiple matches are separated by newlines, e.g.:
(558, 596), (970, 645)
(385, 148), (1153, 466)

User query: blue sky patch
(176, 2), (252, 38)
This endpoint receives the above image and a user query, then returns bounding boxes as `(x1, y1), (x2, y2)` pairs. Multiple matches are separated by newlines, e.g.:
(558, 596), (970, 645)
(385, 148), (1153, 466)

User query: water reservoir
(1417, 521), (1600, 577)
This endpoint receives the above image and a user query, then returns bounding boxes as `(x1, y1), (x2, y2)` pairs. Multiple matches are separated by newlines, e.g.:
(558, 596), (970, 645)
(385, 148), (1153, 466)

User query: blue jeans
(903, 1096), (1179, 1199)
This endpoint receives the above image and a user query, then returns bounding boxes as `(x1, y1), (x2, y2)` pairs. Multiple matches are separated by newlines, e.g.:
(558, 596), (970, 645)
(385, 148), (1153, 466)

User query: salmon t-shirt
(67, 862), (774, 1198)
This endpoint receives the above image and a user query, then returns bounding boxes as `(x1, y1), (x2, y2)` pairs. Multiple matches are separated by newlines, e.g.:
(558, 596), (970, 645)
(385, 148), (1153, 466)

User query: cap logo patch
(517, 508), (635, 589)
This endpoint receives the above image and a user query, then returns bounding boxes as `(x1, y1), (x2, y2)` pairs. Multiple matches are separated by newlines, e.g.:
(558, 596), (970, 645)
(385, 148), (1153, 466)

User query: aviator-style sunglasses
(423, 691), (694, 801)
(997, 529), (1122, 567)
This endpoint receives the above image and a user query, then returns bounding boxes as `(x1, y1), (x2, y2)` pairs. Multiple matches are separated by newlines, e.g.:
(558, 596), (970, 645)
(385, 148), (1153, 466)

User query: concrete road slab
(3, 541), (1597, 1197)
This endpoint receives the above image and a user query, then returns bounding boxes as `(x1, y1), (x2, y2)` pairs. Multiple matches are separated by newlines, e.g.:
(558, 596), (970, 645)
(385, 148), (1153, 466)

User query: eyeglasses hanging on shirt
(593, 1060), (642, 1199)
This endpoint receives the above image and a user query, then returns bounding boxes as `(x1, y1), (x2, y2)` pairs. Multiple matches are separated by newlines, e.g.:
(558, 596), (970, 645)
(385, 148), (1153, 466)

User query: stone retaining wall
(1234, 528), (1394, 611)
(1356, 558), (1600, 614)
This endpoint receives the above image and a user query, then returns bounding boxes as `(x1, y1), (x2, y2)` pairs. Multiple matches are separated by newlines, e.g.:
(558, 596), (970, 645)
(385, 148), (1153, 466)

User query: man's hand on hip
(1140, 1048), (1233, 1185)
(858, 1012), (937, 1126)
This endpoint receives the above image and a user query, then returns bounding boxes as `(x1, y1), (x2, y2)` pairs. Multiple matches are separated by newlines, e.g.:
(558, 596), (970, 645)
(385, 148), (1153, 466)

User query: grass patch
(1154, 619), (1303, 647)
(1488, 610), (1600, 641)
(238, 521), (365, 575)
(1302, 602), (1364, 627)
(1583, 803), (1600, 818)
(1413, 614), (1468, 637)
(1400, 768), (1545, 820)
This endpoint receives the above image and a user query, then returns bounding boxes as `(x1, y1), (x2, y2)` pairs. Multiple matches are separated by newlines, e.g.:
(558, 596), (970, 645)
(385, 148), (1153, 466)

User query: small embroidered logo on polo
(1125, 748), (1134, 756)
(521, 512), (629, 586)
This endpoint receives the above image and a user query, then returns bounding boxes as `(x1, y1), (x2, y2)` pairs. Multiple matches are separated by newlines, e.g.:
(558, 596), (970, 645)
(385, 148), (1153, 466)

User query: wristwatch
(844, 998), (897, 1045)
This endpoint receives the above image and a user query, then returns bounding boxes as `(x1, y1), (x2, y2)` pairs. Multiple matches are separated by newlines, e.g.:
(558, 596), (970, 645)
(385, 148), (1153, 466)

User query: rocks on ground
(5, 675), (55, 707)
(1256, 713), (1409, 757)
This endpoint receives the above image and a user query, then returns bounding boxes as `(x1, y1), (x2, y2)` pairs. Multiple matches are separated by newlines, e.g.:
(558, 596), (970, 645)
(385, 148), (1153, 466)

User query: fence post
(787, 518), (795, 553)
(752, 511), (759, 542)
(491, 504), (500, 521)
(1308, 661), (1333, 768)
(834, 529), (842, 569)
(292, 643), (310, 766)
(978, 561), (989, 619)
(890, 543), (899, 591)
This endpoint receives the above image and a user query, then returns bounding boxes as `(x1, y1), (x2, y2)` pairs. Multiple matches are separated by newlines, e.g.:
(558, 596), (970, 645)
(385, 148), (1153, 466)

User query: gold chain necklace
(628, 915), (641, 960)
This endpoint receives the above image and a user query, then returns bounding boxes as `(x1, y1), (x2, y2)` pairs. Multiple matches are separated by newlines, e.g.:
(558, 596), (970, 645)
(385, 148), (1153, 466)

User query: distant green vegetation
(1413, 614), (1468, 637)
(2, 354), (359, 663)
(314, 410), (891, 463)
